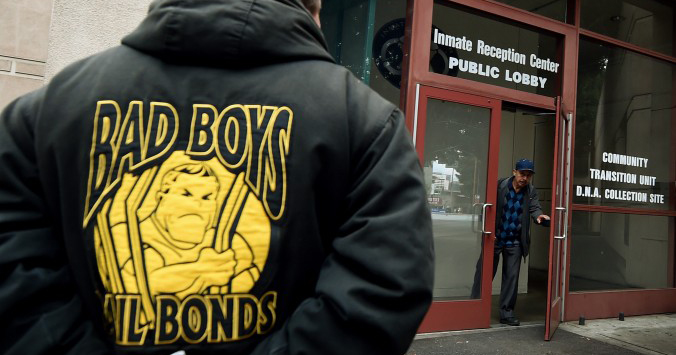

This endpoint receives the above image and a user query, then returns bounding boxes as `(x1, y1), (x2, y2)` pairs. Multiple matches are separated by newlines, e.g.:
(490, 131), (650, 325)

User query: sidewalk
(406, 314), (675, 355)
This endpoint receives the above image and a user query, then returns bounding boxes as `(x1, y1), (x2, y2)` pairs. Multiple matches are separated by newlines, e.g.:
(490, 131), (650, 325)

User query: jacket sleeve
(251, 109), (434, 355)
(528, 186), (544, 220)
(0, 92), (111, 355)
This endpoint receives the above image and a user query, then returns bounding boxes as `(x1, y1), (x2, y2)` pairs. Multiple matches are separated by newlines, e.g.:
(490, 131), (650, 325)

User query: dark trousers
(471, 245), (523, 320)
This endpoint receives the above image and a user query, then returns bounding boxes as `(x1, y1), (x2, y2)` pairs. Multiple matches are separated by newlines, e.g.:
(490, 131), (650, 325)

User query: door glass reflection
(422, 98), (490, 300)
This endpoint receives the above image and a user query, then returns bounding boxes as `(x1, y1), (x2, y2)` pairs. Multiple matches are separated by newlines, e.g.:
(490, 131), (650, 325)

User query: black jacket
(495, 176), (544, 257)
(0, 1), (434, 354)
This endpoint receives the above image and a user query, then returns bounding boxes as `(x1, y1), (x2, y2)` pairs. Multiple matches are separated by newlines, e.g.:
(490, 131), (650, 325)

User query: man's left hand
(536, 215), (550, 224)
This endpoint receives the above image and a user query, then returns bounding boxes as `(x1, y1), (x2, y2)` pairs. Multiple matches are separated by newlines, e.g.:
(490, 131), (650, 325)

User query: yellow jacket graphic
(94, 153), (271, 328)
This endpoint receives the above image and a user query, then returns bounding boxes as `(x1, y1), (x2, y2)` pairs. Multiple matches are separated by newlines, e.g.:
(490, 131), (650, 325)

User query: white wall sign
(432, 29), (560, 90)
(575, 152), (665, 205)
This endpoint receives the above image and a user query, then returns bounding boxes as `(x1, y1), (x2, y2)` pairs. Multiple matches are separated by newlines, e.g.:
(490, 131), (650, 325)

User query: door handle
(481, 203), (492, 235)
(554, 207), (566, 240)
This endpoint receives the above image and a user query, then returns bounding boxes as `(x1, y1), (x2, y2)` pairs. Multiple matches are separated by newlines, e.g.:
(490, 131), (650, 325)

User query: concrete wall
(0, 0), (151, 111)
(45, 0), (152, 81)
(0, 0), (53, 109)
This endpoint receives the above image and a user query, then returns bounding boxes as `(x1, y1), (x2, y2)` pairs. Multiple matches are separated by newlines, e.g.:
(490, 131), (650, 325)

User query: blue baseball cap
(515, 159), (535, 173)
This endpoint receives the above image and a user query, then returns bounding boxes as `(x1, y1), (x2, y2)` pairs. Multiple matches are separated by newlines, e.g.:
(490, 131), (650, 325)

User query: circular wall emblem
(372, 19), (458, 88)
(372, 19), (406, 88)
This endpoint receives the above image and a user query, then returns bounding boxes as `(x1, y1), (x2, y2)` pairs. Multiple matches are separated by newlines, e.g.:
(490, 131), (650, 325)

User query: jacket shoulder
(498, 176), (511, 189)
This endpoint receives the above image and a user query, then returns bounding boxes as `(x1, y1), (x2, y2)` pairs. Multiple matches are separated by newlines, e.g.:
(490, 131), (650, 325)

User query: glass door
(414, 86), (501, 332)
(545, 99), (571, 340)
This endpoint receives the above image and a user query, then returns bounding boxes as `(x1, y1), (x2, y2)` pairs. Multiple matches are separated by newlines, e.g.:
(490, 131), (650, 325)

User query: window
(321, 0), (407, 106)
(432, 1), (561, 97)
(573, 38), (675, 210)
(581, 0), (674, 56)
(570, 212), (673, 291)
(422, 98), (490, 300)
(493, 0), (568, 23)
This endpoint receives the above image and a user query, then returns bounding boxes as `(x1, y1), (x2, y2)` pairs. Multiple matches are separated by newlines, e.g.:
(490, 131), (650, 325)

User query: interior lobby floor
(490, 268), (547, 326)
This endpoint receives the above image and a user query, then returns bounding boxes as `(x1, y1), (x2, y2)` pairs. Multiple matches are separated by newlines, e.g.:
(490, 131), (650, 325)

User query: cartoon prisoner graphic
(93, 152), (273, 340)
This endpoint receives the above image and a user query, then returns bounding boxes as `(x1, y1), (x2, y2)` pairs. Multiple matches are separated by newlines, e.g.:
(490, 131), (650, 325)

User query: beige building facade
(0, 0), (150, 111)
(0, 0), (53, 109)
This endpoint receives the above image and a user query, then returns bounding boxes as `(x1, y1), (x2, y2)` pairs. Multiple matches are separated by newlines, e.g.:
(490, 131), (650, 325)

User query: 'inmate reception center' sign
(575, 152), (665, 206)
(430, 28), (560, 96)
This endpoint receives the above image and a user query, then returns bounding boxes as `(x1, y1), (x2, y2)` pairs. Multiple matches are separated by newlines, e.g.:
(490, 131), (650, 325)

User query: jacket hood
(122, 0), (334, 66)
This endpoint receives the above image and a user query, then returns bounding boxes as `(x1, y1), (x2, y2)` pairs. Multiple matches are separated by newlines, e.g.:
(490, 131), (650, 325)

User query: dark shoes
(500, 317), (520, 326)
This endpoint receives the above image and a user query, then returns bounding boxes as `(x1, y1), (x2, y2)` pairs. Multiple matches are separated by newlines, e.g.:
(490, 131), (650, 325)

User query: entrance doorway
(414, 87), (567, 336)
(489, 103), (555, 326)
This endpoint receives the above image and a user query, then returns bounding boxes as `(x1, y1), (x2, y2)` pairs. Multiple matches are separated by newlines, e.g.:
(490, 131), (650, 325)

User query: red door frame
(402, 0), (579, 334)
(545, 97), (567, 340)
(414, 87), (501, 332)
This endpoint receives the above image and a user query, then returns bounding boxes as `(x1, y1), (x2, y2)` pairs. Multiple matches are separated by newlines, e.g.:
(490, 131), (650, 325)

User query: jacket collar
(501, 176), (530, 193)
(122, 0), (334, 66)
